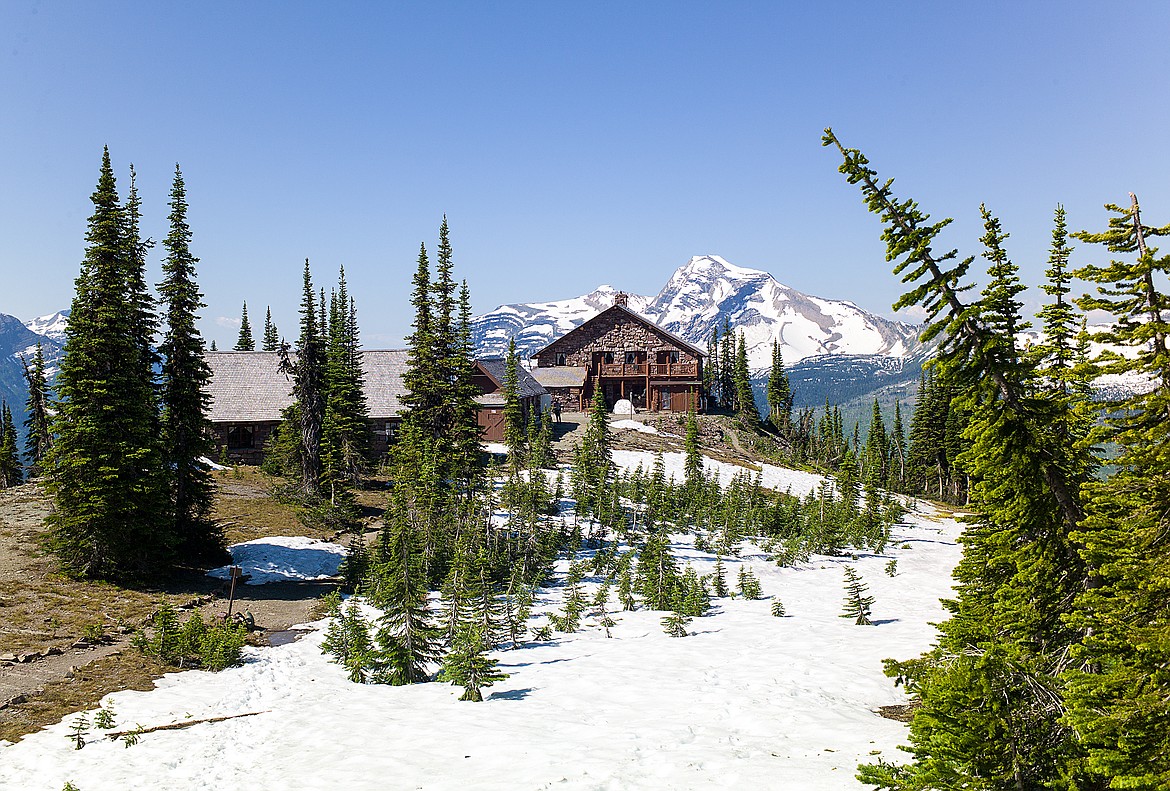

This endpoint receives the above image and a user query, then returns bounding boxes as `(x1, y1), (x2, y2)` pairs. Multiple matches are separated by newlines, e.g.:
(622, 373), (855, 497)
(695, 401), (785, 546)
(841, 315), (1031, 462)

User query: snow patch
(207, 536), (347, 585)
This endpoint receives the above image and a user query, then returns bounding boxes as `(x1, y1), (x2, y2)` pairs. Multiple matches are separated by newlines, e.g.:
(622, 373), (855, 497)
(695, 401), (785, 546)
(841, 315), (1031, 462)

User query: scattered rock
(16, 652), (37, 663)
(0, 653), (16, 663)
(45, 646), (63, 656)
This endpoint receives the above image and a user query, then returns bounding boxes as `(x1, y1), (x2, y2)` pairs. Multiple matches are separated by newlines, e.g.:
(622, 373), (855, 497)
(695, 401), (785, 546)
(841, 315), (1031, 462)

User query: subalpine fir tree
(502, 339), (526, 471)
(660, 596), (691, 638)
(575, 384), (614, 521)
(0, 404), (22, 488)
(840, 566), (873, 625)
(439, 623), (508, 702)
(371, 482), (443, 685)
(736, 565), (762, 600)
(704, 325), (719, 406)
(637, 531), (678, 611)
(504, 564), (534, 648)
(321, 267), (369, 497)
(1063, 194), (1170, 788)
(719, 317), (734, 411)
(234, 301), (254, 351)
(886, 400), (906, 491)
(733, 332), (756, 423)
(683, 409), (702, 492)
(862, 399), (888, 487)
(321, 599), (376, 683)
(157, 165), (222, 564)
(553, 559), (588, 632)
(279, 261), (326, 495)
(46, 150), (170, 580)
(711, 555), (728, 597)
(766, 339), (793, 434)
(262, 306), (279, 351)
(21, 344), (53, 476)
(826, 131), (1096, 789)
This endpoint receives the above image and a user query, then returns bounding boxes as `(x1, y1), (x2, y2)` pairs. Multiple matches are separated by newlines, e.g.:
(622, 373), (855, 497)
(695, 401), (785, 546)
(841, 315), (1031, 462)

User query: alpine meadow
(1, 5), (1169, 790)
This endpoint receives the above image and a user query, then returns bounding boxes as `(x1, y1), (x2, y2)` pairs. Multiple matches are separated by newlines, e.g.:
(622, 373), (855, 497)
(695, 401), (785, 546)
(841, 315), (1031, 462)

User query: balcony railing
(648, 362), (698, 378)
(599, 363), (647, 377)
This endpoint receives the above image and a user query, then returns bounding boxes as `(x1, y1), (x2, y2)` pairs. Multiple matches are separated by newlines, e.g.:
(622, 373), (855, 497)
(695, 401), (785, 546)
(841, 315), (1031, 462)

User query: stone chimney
(613, 291), (629, 308)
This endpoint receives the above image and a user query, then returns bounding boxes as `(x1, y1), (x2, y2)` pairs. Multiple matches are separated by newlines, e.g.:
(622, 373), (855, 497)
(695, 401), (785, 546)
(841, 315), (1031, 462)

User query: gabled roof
(532, 304), (705, 359)
(205, 350), (409, 423)
(473, 358), (547, 399)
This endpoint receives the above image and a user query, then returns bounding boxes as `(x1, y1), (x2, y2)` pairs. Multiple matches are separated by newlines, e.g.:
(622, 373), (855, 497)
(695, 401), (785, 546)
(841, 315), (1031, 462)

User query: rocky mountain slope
(0, 312), (65, 438)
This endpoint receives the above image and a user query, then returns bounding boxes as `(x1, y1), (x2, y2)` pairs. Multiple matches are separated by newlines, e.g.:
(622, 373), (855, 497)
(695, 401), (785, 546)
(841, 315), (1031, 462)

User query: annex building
(205, 350), (546, 463)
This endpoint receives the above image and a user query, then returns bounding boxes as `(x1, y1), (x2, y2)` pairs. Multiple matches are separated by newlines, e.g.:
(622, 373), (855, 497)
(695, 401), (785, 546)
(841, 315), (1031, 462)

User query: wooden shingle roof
(205, 350), (410, 423)
(473, 358), (548, 399)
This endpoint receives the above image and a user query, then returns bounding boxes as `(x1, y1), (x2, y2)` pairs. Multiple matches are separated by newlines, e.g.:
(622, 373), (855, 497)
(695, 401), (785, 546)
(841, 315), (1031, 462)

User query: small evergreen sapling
(93, 706), (116, 730)
(770, 598), (786, 617)
(884, 558), (898, 577)
(712, 556), (729, 597)
(321, 599), (376, 683)
(661, 590), (692, 637)
(840, 565), (874, 625)
(67, 714), (89, 750)
(736, 566), (762, 599)
(439, 624), (508, 702)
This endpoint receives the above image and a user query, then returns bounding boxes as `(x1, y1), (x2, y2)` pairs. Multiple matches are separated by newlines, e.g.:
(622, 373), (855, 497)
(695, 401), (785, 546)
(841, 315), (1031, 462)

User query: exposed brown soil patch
(0, 467), (373, 743)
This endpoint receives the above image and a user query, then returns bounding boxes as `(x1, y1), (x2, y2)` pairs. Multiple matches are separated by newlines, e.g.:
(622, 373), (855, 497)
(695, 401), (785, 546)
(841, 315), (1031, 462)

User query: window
(227, 425), (255, 449)
(555, 352), (567, 366)
(669, 350), (680, 364)
(603, 352), (615, 364)
(625, 351), (638, 365)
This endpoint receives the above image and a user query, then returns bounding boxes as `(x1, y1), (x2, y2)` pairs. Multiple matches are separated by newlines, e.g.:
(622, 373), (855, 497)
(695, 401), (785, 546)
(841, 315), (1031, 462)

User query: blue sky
(2, 2), (1168, 347)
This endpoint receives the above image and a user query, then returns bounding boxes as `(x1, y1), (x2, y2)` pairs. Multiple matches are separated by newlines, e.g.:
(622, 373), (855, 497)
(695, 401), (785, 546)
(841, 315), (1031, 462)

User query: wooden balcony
(599, 363), (648, 377)
(648, 362), (698, 378)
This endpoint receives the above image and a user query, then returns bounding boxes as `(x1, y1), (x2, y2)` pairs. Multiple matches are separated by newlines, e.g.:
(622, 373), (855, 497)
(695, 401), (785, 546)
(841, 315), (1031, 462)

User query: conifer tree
(766, 339), (793, 434)
(683, 409), (702, 491)
(733, 333), (756, 423)
(234, 301), (254, 351)
(157, 165), (222, 564)
(0, 404), (22, 488)
(46, 150), (170, 580)
(20, 345), (53, 475)
(840, 566), (873, 625)
(1063, 194), (1170, 788)
(704, 325), (719, 406)
(262, 306), (280, 351)
(887, 400), (906, 491)
(827, 131), (1096, 789)
(371, 482), (443, 685)
(711, 555), (728, 597)
(862, 399), (888, 487)
(210, 339), (217, 351)
(503, 338), (526, 471)
(280, 261), (326, 495)
(439, 624), (508, 702)
(322, 600), (376, 683)
(321, 267), (369, 496)
(719, 317), (734, 410)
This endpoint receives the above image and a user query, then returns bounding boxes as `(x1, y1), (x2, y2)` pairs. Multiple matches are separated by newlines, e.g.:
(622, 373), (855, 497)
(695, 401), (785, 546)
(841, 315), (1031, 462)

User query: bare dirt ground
(0, 469), (367, 743)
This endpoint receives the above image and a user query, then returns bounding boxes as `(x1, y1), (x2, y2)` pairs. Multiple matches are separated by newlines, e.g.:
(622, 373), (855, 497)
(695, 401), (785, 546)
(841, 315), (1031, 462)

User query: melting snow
(206, 536), (347, 585)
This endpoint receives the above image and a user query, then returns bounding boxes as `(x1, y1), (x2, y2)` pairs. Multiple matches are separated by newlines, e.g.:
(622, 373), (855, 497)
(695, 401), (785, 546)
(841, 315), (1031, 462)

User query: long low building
(205, 351), (546, 463)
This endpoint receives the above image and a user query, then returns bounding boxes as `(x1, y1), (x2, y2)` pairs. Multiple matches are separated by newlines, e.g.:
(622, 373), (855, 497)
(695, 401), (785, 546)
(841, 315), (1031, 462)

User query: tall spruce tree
(733, 332), (757, 424)
(21, 343), (53, 475)
(261, 306), (280, 351)
(157, 165), (222, 564)
(826, 131), (1096, 790)
(766, 339), (793, 434)
(502, 339), (526, 471)
(234, 301), (254, 351)
(372, 476), (444, 685)
(279, 260), (326, 495)
(321, 266), (370, 496)
(0, 404), (22, 488)
(1063, 194), (1170, 788)
(47, 150), (171, 580)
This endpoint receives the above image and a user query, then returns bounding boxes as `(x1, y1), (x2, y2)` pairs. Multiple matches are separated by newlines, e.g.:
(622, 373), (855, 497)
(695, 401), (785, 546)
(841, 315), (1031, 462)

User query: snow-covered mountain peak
(472, 255), (921, 368)
(24, 310), (70, 343)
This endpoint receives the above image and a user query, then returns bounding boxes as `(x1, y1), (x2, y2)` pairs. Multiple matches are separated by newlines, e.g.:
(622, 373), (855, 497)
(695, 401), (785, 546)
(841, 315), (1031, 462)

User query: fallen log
(105, 710), (268, 739)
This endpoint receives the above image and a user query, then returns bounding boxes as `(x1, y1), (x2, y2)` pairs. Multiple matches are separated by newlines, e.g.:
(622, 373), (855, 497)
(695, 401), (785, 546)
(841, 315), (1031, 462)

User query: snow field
(0, 512), (960, 790)
(206, 536), (347, 585)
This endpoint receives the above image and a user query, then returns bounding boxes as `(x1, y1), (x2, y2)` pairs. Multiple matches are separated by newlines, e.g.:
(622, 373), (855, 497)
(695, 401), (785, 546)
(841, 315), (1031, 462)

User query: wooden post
(226, 565), (242, 618)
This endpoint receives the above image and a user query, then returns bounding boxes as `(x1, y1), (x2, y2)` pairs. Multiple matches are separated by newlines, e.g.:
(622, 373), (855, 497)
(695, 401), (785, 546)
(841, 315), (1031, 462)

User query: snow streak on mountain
(472, 255), (920, 370)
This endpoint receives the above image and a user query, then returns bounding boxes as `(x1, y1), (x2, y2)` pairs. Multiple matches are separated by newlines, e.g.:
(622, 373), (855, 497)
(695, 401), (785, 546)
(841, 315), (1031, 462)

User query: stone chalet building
(205, 350), (546, 464)
(530, 293), (705, 413)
